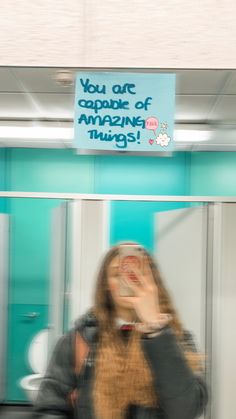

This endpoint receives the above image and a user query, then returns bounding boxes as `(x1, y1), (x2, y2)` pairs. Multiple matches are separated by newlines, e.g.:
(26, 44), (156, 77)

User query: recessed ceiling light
(53, 70), (74, 87)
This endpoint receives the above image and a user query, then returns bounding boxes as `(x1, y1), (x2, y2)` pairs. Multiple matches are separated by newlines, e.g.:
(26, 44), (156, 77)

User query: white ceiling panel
(11, 68), (75, 94)
(0, 93), (38, 118)
(175, 95), (216, 122)
(208, 95), (236, 123)
(0, 68), (236, 150)
(35, 93), (74, 119)
(175, 70), (230, 95)
(221, 73), (236, 94)
(0, 68), (22, 92)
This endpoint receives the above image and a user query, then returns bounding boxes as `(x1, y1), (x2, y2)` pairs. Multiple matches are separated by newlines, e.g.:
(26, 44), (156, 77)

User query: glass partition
(2, 197), (66, 401)
(2, 196), (236, 419)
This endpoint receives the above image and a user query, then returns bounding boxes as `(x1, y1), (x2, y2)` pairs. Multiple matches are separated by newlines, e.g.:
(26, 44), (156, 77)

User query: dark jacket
(33, 311), (208, 419)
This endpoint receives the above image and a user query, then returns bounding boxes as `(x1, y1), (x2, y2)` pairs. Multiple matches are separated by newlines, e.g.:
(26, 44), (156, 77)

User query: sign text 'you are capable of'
(74, 72), (176, 152)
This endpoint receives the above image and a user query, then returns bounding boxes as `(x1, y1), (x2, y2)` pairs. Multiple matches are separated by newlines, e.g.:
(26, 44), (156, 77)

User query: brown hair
(91, 244), (204, 418)
(93, 244), (182, 335)
(92, 243), (204, 370)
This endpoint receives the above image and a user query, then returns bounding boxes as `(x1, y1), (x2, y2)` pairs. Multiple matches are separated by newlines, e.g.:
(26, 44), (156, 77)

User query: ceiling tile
(0, 68), (22, 92)
(175, 95), (216, 122)
(0, 92), (75, 119)
(221, 73), (236, 94)
(0, 93), (38, 118)
(208, 95), (236, 123)
(0, 68), (235, 150)
(35, 93), (74, 118)
(175, 70), (230, 95)
(11, 68), (75, 94)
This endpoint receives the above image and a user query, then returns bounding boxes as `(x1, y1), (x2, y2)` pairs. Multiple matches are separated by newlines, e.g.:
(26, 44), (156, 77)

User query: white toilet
(19, 329), (49, 403)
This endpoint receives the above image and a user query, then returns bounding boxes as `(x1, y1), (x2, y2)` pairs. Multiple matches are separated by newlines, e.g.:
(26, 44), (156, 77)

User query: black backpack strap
(69, 331), (90, 408)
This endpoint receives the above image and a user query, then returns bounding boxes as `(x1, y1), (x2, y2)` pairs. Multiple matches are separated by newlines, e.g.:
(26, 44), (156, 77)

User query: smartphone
(119, 244), (144, 297)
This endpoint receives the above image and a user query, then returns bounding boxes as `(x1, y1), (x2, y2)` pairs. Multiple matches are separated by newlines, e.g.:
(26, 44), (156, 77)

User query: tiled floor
(0, 405), (33, 418)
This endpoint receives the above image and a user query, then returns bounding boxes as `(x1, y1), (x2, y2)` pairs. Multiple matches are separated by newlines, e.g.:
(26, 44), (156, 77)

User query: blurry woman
(33, 243), (207, 419)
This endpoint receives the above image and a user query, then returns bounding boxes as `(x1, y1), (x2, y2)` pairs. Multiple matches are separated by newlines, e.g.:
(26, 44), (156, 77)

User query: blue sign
(74, 72), (176, 152)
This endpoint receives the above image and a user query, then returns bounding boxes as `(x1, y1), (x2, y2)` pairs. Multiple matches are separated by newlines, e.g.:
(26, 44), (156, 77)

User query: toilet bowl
(19, 329), (49, 403)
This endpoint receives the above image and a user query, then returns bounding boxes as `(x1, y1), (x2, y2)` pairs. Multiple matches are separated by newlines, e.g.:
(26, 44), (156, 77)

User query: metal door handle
(22, 312), (40, 319)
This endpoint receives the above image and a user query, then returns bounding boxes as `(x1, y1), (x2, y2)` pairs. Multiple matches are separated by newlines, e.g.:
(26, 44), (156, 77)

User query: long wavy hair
(92, 243), (203, 372)
(93, 244), (184, 332)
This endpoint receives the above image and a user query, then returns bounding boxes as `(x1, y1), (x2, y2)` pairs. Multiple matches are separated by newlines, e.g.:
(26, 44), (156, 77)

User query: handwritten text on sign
(74, 72), (176, 152)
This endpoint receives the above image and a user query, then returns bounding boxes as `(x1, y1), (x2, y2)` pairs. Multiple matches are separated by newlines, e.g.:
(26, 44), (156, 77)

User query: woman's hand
(120, 258), (161, 324)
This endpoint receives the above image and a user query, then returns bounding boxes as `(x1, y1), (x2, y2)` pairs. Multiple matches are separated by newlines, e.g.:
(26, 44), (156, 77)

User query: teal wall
(8, 148), (94, 193)
(190, 152), (236, 195)
(0, 149), (7, 211)
(94, 154), (190, 250)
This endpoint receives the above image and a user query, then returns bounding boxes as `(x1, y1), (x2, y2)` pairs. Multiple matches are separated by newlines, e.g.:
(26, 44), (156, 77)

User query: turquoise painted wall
(8, 148), (94, 193)
(94, 154), (190, 250)
(0, 149), (7, 211)
(94, 154), (190, 195)
(190, 152), (236, 195)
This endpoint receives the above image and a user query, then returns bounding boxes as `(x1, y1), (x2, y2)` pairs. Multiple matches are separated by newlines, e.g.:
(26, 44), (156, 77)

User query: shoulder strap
(74, 331), (90, 375)
(69, 332), (90, 408)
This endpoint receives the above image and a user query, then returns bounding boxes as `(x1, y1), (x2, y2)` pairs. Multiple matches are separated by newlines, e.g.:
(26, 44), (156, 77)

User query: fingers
(143, 257), (156, 287)
(120, 256), (157, 296)
(130, 257), (156, 288)
(120, 271), (142, 295)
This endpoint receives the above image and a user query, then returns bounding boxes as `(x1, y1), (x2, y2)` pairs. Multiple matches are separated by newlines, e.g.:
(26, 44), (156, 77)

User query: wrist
(144, 324), (170, 338)
(136, 313), (172, 334)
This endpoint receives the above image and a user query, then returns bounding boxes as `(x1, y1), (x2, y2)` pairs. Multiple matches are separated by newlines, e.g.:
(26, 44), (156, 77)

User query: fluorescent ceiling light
(0, 125), (212, 144)
(174, 130), (211, 142)
(0, 126), (74, 140)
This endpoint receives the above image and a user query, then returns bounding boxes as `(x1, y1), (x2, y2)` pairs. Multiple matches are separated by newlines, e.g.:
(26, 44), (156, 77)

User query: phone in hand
(119, 244), (144, 297)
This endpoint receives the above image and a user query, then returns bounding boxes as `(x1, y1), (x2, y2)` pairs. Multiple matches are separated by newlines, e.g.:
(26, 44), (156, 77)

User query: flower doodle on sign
(156, 133), (171, 147)
(161, 122), (168, 130)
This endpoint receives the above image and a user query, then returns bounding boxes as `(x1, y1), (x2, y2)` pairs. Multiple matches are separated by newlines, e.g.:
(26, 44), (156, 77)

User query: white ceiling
(0, 67), (236, 150)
